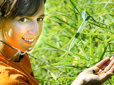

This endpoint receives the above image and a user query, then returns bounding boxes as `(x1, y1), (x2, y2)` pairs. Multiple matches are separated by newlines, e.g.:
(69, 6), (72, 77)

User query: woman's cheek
(12, 22), (27, 32)
(38, 23), (43, 36)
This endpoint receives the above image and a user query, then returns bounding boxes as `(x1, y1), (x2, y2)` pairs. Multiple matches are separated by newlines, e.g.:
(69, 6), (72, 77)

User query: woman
(0, 0), (113, 85)
(0, 0), (45, 85)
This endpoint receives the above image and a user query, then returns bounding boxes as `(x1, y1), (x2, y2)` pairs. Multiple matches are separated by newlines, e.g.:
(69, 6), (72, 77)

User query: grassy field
(30, 0), (114, 85)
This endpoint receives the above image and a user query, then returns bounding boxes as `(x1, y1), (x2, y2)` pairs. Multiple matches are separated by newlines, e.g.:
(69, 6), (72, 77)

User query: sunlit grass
(30, 0), (114, 85)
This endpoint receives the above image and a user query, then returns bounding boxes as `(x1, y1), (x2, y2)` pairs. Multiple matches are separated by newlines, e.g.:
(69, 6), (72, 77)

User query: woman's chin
(27, 47), (33, 52)
(20, 47), (32, 52)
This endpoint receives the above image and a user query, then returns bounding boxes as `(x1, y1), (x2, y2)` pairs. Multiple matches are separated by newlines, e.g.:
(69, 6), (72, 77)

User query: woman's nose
(28, 20), (38, 36)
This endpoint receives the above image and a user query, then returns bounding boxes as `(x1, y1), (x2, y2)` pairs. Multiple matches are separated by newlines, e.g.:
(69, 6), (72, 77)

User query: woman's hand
(72, 57), (114, 85)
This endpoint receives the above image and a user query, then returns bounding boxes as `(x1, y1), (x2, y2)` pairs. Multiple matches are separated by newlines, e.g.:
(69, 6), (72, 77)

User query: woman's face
(2, 4), (44, 51)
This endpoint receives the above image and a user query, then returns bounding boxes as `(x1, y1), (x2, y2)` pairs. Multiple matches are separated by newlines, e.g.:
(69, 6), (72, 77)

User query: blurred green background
(30, 0), (114, 85)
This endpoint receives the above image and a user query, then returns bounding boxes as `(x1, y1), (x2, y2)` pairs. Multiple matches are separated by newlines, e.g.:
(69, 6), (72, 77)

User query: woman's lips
(22, 37), (35, 43)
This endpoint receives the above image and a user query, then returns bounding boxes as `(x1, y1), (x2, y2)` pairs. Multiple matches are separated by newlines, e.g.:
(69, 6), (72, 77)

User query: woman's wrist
(71, 75), (85, 85)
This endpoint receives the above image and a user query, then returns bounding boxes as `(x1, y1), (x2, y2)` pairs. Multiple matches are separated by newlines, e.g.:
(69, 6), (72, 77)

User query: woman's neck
(0, 44), (21, 62)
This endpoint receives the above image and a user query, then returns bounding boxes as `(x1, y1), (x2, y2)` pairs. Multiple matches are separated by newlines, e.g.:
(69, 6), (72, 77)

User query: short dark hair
(44, 0), (46, 3)
(0, 0), (46, 18)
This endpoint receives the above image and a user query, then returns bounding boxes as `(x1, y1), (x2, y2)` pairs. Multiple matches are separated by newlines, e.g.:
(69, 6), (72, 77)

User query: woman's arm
(72, 57), (114, 85)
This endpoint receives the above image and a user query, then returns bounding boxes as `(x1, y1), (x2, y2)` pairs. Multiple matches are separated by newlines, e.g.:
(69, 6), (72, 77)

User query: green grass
(30, 0), (114, 85)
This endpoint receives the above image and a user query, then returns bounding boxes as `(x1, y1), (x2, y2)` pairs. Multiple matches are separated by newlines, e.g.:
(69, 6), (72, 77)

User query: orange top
(0, 54), (38, 85)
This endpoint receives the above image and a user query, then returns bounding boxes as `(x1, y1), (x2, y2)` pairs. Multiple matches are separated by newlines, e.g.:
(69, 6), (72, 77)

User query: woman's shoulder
(0, 65), (27, 79)
(0, 54), (30, 85)
(0, 54), (37, 85)
(0, 65), (29, 85)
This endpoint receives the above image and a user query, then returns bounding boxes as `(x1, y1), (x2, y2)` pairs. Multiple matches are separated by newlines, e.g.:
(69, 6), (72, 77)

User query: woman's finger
(96, 57), (110, 68)
(100, 56), (114, 70)
(100, 60), (111, 70)
(104, 58), (114, 72)
(100, 65), (114, 83)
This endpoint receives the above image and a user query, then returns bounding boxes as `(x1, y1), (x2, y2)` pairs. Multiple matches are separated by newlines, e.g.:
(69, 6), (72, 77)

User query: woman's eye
(19, 18), (28, 22)
(37, 18), (43, 22)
